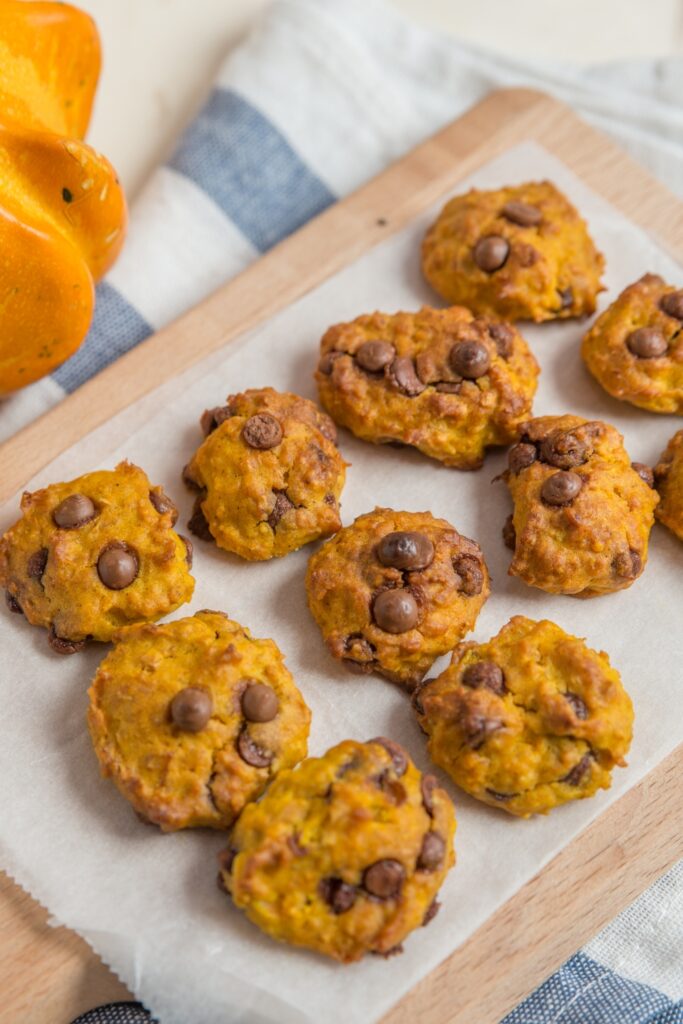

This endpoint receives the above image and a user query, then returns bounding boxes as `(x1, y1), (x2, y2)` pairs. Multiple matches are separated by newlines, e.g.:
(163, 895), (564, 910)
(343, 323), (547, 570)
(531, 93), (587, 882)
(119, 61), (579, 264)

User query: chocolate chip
(502, 514), (516, 550)
(97, 543), (139, 590)
(318, 351), (343, 376)
(659, 290), (683, 320)
(486, 789), (515, 801)
(27, 547), (48, 580)
(236, 727), (273, 768)
(565, 692), (588, 720)
(47, 627), (85, 655)
(434, 381), (461, 394)
(320, 877), (356, 914)
(267, 490), (294, 529)
(242, 413), (283, 449)
(375, 773), (407, 805)
(539, 431), (589, 470)
(182, 463), (202, 492)
(423, 898), (441, 926)
(501, 200), (542, 227)
(452, 554), (484, 596)
(181, 534), (193, 568)
(421, 774), (438, 816)
(363, 859), (405, 900)
(241, 683), (279, 723)
(369, 736), (408, 776)
(561, 753), (592, 786)
(356, 340), (396, 373)
(632, 462), (655, 488)
(170, 687), (213, 732)
(473, 235), (509, 272)
(342, 633), (376, 673)
(613, 549), (642, 578)
(449, 340), (491, 379)
(462, 661), (506, 696)
(288, 833), (307, 857)
(377, 531), (434, 571)
(488, 321), (514, 358)
(541, 471), (583, 506)
(5, 591), (22, 614)
(508, 442), (537, 474)
(557, 287), (574, 309)
(53, 493), (96, 529)
(200, 405), (231, 435)
(188, 499), (213, 541)
(417, 832), (445, 872)
(626, 327), (668, 359)
(372, 589), (419, 633)
(149, 489), (178, 523)
(461, 712), (503, 748)
(387, 356), (425, 396)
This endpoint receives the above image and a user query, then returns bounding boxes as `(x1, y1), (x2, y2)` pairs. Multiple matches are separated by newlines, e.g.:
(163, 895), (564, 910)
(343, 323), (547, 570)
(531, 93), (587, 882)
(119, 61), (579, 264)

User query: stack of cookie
(1, 178), (680, 964)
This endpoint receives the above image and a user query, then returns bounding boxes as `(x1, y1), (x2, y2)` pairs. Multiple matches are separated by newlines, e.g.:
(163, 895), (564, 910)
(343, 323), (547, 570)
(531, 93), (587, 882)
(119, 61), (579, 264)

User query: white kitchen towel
(0, 0), (680, 1020)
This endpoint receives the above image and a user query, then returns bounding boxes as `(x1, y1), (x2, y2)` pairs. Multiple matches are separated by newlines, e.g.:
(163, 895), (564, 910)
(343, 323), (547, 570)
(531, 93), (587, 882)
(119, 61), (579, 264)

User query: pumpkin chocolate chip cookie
(501, 415), (658, 596)
(0, 461), (194, 652)
(581, 274), (683, 414)
(306, 508), (489, 689)
(413, 616), (633, 817)
(87, 610), (311, 831)
(315, 305), (539, 469)
(183, 387), (346, 560)
(421, 181), (604, 322)
(654, 428), (683, 542)
(219, 737), (455, 962)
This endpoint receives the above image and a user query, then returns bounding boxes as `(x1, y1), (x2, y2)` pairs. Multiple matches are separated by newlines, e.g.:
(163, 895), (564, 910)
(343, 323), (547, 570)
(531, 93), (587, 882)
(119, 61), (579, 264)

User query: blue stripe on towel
(53, 282), (153, 393)
(502, 952), (682, 1024)
(169, 88), (335, 251)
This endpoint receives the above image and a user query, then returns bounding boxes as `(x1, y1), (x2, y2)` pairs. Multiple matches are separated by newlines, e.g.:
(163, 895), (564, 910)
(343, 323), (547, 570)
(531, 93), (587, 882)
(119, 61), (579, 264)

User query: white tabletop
(77, 0), (682, 200)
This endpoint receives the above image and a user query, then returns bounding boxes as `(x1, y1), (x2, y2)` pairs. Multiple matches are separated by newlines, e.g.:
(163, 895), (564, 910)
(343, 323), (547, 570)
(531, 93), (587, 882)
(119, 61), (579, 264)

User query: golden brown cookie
(219, 737), (455, 962)
(183, 388), (346, 561)
(316, 305), (539, 469)
(87, 610), (311, 831)
(0, 461), (194, 652)
(581, 274), (683, 414)
(501, 415), (658, 596)
(422, 181), (604, 322)
(306, 508), (489, 688)
(414, 616), (633, 817)
(654, 429), (683, 541)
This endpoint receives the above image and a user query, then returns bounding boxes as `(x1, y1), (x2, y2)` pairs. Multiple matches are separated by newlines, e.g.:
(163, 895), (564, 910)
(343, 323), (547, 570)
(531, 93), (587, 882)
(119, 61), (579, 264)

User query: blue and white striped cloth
(5, 0), (680, 1020)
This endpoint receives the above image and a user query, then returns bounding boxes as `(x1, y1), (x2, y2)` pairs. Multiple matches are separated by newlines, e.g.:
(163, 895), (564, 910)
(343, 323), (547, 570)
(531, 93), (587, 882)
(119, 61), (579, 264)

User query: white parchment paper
(1, 142), (682, 1024)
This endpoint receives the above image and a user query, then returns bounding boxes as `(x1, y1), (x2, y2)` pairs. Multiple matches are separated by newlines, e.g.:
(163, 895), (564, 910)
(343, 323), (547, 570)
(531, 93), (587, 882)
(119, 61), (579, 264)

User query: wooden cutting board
(1, 88), (682, 1024)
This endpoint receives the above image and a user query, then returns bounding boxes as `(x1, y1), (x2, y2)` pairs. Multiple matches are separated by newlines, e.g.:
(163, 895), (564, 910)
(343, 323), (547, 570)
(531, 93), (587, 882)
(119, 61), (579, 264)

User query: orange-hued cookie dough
(502, 415), (658, 597)
(0, 461), (194, 652)
(183, 388), (346, 560)
(219, 738), (455, 962)
(316, 305), (538, 469)
(306, 508), (489, 689)
(654, 428), (683, 541)
(414, 616), (633, 817)
(88, 610), (311, 831)
(422, 181), (604, 322)
(581, 274), (683, 414)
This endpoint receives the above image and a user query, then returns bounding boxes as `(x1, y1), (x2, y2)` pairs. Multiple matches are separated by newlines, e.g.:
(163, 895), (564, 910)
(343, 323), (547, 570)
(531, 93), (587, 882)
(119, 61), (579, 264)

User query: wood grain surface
(0, 88), (681, 1024)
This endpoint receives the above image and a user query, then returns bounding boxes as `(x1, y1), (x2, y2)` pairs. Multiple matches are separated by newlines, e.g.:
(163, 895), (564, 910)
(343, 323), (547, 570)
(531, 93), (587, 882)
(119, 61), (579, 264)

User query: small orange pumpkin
(0, 1), (127, 393)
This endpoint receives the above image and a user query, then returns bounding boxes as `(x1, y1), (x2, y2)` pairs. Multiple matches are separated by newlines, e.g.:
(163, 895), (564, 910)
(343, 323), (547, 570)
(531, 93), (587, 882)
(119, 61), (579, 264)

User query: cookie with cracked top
(219, 738), (455, 962)
(501, 414), (658, 597)
(87, 610), (310, 831)
(414, 616), (633, 817)
(316, 304), (539, 469)
(582, 274), (683, 414)
(421, 180), (604, 322)
(0, 461), (194, 650)
(305, 508), (489, 689)
(183, 387), (346, 560)
(654, 428), (683, 542)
